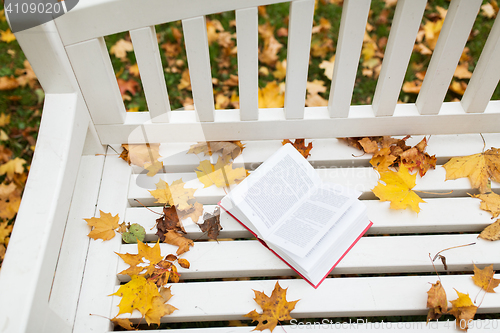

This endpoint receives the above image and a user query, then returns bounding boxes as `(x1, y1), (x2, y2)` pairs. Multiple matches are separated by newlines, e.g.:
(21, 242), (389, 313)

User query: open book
(219, 143), (372, 288)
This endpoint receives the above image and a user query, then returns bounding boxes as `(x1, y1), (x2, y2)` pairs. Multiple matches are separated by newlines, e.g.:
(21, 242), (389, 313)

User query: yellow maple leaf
(479, 218), (500, 241)
(149, 178), (196, 211)
(0, 157), (25, 180)
(319, 55), (335, 80)
(472, 264), (500, 293)
(0, 113), (10, 126)
(0, 190), (21, 220)
(448, 290), (478, 331)
(471, 192), (500, 218)
(244, 282), (299, 332)
(84, 210), (120, 241)
(443, 148), (500, 194)
(145, 160), (164, 177)
(195, 158), (248, 188)
(144, 295), (177, 326)
(258, 81), (284, 108)
(0, 29), (16, 43)
(272, 60), (287, 80)
(110, 275), (160, 317)
(372, 165), (425, 213)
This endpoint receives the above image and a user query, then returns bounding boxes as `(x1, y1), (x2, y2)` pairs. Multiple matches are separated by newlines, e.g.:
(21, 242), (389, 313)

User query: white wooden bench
(2, 0), (500, 332)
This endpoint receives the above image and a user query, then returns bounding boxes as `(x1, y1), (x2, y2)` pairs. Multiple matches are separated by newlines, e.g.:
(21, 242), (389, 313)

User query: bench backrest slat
(283, 0), (315, 119)
(236, 7), (260, 121)
(130, 26), (172, 122)
(462, 12), (500, 114)
(416, 0), (482, 115)
(327, 0), (371, 118)
(183, 16), (216, 122)
(372, 0), (427, 117)
(66, 38), (126, 124)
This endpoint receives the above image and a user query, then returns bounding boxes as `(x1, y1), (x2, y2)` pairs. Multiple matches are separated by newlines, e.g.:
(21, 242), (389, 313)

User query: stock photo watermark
(289, 318), (500, 330)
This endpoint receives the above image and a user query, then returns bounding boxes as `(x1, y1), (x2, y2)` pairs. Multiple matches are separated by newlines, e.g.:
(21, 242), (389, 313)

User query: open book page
(226, 144), (321, 235)
(264, 182), (360, 257)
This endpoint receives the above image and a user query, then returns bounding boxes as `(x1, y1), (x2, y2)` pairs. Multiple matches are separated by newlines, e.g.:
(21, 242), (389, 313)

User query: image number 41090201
(4, 0), (79, 33)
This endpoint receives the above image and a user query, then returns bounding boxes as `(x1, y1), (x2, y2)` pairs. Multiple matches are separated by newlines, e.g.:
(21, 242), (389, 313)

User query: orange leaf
(472, 264), (500, 292)
(448, 290), (478, 331)
(282, 139), (313, 159)
(163, 230), (194, 255)
(84, 210), (120, 241)
(426, 280), (448, 322)
(244, 282), (299, 332)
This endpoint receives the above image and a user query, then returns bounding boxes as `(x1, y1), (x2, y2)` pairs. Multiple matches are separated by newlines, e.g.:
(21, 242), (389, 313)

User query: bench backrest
(4, 0), (500, 331)
(13, 0), (500, 146)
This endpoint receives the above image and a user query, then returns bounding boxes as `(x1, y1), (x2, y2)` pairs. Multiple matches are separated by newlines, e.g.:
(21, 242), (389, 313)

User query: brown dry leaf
(370, 148), (397, 172)
(110, 39), (134, 59)
(244, 281), (300, 332)
(372, 165), (425, 213)
(15, 60), (37, 88)
(195, 158), (248, 188)
(258, 81), (284, 108)
(155, 205), (185, 242)
(111, 317), (135, 330)
(358, 137), (379, 154)
(197, 206), (222, 240)
(472, 264), (500, 293)
(0, 76), (19, 91)
(0, 188), (21, 220)
(426, 280), (448, 322)
(448, 290), (478, 331)
(443, 147), (500, 194)
(215, 93), (230, 109)
(120, 143), (161, 168)
(163, 230), (194, 255)
(84, 210), (120, 241)
(189, 141), (245, 161)
(282, 139), (313, 159)
(471, 192), (500, 219)
(178, 258), (190, 269)
(305, 93), (328, 107)
(479, 218), (500, 241)
(400, 138), (436, 177)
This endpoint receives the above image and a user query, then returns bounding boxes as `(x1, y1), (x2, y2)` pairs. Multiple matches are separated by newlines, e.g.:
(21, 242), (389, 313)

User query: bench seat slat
(110, 275), (500, 322)
(125, 196), (493, 241)
(116, 234), (498, 280)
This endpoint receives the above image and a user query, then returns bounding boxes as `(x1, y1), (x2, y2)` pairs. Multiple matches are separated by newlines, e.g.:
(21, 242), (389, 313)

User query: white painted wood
(0, 94), (88, 333)
(236, 7), (259, 121)
(95, 102), (500, 143)
(116, 234), (499, 280)
(372, 0), (426, 116)
(130, 26), (172, 122)
(126, 195), (494, 241)
(73, 147), (131, 333)
(49, 155), (105, 326)
(66, 37), (126, 124)
(462, 13), (500, 113)
(182, 16), (215, 122)
(112, 275), (500, 322)
(328, 0), (371, 118)
(416, 0), (483, 115)
(56, 0), (294, 46)
(283, 0), (315, 119)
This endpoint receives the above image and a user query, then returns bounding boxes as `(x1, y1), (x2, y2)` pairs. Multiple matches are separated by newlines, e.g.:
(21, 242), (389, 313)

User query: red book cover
(219, 200), (373, 289)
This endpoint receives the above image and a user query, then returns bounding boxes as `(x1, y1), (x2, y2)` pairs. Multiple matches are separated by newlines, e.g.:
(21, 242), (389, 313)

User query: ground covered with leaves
(0, 0), (499, 274)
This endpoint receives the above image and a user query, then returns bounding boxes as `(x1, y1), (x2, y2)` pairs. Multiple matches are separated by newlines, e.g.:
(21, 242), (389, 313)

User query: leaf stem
(428, 253), (441, 283)
(414, 190), (453, 195)
(432, 242), (476, 262)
